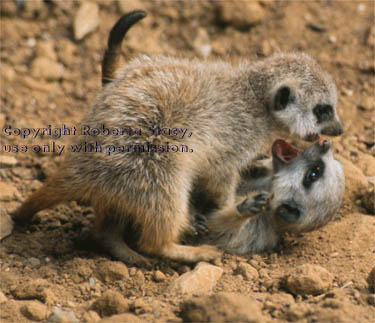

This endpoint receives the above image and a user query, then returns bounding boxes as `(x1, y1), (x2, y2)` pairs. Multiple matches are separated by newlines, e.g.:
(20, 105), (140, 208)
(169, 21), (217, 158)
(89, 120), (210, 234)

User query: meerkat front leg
(208, 192), (270, 234)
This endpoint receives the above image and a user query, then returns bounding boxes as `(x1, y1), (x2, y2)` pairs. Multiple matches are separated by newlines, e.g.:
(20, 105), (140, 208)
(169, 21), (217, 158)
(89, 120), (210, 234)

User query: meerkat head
(260, 53), (344, 141)
(269, 138), (345, 233)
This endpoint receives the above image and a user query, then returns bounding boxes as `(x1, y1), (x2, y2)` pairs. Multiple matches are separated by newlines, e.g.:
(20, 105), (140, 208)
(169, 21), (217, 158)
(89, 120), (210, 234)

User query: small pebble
(154, 270), (166, 282)
(89, 278), (95, 286)
(27, 257), (41, 268)
(0, 291), (7, 304)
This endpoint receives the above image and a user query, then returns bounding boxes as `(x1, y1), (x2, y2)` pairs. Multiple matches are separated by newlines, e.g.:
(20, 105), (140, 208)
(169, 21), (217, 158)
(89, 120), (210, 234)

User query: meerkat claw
(237, 191), (270, 215)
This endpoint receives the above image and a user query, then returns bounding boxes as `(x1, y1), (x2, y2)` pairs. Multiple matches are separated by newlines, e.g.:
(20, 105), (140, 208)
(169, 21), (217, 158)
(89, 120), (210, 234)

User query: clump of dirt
(180, 292), (265, 322)
(1, 1), (374, 322)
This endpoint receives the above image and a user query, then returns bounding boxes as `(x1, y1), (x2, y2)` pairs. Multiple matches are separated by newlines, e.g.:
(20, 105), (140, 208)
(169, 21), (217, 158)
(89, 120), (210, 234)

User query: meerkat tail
(101, 10), (147, 86)
(12, 178), (77, 224)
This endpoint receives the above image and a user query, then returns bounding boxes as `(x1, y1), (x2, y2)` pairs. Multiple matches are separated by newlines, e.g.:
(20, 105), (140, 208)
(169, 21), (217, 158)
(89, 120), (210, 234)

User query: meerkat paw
(236, 191), (269, 217)
(198, 245), (222, 261)
(95, 230), (155, 268)
(190, 214), (209, 236)
(159, 244), (221, 263)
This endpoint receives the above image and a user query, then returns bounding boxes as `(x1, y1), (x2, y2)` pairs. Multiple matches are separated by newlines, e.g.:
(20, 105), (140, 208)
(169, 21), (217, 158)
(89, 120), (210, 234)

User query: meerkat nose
(275, 200), (302, 224)
(336, 121), (344, 135)
(321, 120), (344, 136)
(318, 138), (331, 153)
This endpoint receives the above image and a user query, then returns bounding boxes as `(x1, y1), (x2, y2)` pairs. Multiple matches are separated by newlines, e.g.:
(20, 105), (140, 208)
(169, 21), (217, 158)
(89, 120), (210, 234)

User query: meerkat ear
(274, 86), (295, 111)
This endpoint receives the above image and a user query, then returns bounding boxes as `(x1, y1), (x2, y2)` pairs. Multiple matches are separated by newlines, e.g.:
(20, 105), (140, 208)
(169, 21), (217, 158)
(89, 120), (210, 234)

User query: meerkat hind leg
(94, 225), (152, 266)
(137, 201), (221, 263)
(92, 210), (152, 266)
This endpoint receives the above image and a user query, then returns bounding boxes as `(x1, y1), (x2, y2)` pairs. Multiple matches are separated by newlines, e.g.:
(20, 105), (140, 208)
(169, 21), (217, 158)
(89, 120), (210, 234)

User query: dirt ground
(0, 0), (374, 322)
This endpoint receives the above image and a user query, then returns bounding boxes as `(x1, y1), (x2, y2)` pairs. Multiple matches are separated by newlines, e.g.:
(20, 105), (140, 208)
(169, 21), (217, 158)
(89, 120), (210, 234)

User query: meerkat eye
(313, 104), (333, 123)
(303, 161), (325, 188)
(274, 86), (295, 111)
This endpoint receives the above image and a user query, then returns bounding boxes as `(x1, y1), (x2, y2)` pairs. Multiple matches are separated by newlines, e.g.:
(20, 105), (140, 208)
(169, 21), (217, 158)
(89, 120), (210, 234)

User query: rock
(117, 0), (145, 14)
(217, 1), (265, 29)
(2, 64), (16, 82)
(35, 40), (57, 61)
(12, 279), (55, 305)
(91, 291), (129, 317)
(27, 257), (41, 268)
(153, 270), (166, 282)
(335, 155), (368, 201)
(57, 40), (76, 66)
(99, 313), (142, 323)
(367, 266), (375, 293)
(129, 267), (137, 276)
(249, 259), (260, 269)
(0, 113), (5, 129)
(0, 1), (17, 15)
(362, 187), (374, 215)
(48, 307), (78, 323)
(236, 263), (259, 281)
(367, 25), (375, 47)
(132, 298), (152, 314)
(261, 40), (272, 56)
(0, 210), (14, 240)
(358, 59), (375, 73)
(0, 291), (7, 304)
(285, 303), (311, 321)
(0, 182), (20, 202)
(0, 155), (19, 168)
(258, 268), (269, 278)
(180, 292), (265, 322)
(96, 261), (129, 283)
(285, 264), (333, 296)
(266, 292), (295, 306)
(21, 76), (63, 95)
(192, 28), (211, 58)
(81, 310), (100, 322)
(89, 277), (96, 286)
(21, 301), (48, 321)
(73, 2), (99, 41)
(19, 0), (46, 19)
(357, 154), (375, 177)
(31, 57), (64, 80)
(134, 270), (145, 285)
(169, 262), (223, 295)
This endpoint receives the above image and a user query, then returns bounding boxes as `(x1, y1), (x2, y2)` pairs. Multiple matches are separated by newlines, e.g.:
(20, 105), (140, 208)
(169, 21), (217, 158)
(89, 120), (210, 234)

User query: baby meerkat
(205, 139), (345, 254)
(13, 11), (344, 265)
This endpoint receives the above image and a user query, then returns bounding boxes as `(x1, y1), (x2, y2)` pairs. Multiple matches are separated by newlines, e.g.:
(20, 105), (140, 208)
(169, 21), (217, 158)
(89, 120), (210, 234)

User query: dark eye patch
(303, 160), (325, 189)
(313, 104), (333, 123)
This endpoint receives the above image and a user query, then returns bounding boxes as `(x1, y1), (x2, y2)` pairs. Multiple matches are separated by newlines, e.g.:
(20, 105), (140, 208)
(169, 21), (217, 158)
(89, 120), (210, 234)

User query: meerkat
(13, 11), (344, 265)
(205, 139), (345, 254)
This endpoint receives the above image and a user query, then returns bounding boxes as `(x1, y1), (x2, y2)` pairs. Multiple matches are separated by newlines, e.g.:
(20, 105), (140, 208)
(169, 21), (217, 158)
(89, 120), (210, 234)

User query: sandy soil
(0, 1), (374, 322)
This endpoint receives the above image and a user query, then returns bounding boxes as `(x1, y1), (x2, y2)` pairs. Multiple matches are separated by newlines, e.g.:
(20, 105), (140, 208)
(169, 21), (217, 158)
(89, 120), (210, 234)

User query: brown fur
(13, 11), (343, 265)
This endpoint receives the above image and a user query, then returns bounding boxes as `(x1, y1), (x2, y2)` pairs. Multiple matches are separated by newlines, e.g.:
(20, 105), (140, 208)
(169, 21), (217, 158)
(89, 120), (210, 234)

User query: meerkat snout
(275, 200), (303, 224)
(261, 53), (344, 141)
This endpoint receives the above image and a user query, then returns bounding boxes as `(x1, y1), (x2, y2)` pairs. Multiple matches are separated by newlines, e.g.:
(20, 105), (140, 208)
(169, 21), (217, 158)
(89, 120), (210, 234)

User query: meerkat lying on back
(206, 139), (345, 254)
(13, 11), (344, 265)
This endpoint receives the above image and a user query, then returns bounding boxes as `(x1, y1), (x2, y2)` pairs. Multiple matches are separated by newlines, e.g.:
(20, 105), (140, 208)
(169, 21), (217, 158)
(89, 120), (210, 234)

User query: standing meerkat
(13, 11), (344, 265)
(205, 139), (345, 254)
